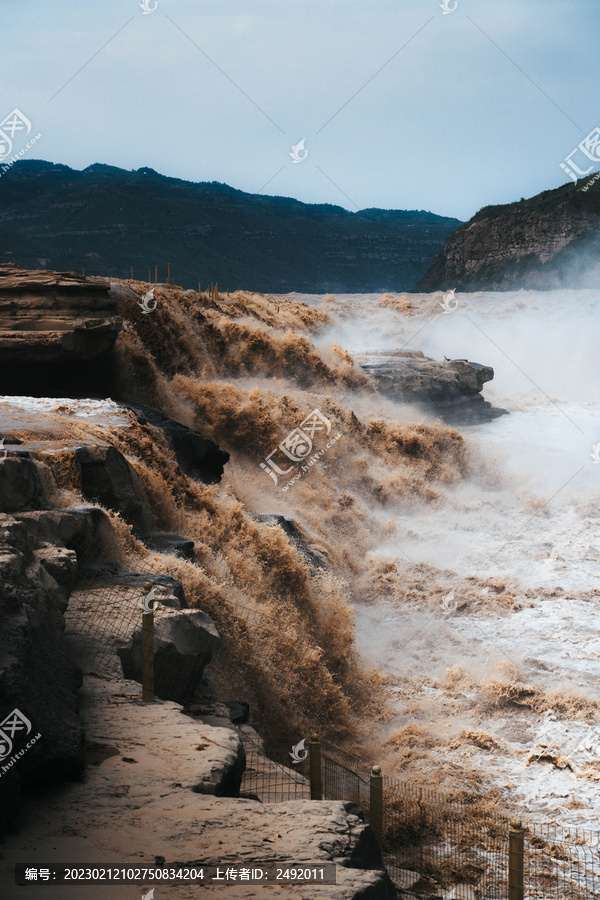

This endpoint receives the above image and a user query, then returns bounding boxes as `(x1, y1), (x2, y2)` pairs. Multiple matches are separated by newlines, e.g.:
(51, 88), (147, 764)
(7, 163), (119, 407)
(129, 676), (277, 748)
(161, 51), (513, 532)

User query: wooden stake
(130, 266), (134, 280)
(141, 581), (155, 703)
(155, 265), (158, 283)
(309, 736), (322, 800)
(370, 767), (384, 845)
(167, 263), (171, 285)
(509, 821), (524, 900)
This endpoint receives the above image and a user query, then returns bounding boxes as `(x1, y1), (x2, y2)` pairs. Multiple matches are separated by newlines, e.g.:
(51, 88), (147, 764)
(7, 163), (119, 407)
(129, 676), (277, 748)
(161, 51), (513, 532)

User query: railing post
(309, 735), (322, 799)
(370, 766), (384, 846)
(509, 820), (524, 900)
(141, 581), (155, 703)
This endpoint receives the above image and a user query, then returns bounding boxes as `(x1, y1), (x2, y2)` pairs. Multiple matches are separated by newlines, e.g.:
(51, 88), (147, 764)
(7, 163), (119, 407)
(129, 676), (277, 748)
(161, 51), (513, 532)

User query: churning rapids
(4, 283), (600, 835)
(300, 288), (600, 831)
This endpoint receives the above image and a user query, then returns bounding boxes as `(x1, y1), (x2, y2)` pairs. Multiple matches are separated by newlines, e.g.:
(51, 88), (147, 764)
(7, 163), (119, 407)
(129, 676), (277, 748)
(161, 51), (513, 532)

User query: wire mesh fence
(521, 823), (600, 900)
(239, 729), (310, 802)
(321, 739), (371, 810)
(379, 779), (510, 899)
(233, 735), (600, 900)
(63, 570), (220, 705)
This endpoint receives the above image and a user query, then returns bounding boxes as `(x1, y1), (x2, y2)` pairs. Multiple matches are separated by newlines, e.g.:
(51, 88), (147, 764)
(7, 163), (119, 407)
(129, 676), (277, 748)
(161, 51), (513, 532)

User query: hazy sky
(2, 0), (599, 220)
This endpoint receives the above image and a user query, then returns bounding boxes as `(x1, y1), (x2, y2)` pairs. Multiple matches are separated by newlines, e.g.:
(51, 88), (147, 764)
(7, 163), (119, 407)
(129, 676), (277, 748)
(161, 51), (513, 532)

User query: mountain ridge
(0, 160), (461, 293)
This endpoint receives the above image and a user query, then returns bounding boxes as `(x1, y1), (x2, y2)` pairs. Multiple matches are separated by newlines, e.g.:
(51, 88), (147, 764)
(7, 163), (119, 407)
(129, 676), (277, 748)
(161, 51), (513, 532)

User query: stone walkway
(0, 674), (395, 899)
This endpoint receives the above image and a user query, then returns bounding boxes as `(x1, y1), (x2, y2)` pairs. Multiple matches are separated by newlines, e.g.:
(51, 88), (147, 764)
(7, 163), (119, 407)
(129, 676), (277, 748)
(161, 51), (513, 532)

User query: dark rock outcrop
(125, 404), (229, 484)
(117, 609), (221, 703)
(145, 532), (195, 560)
(75, 444), (151, 535)
(357, 350), (505, 423)
(224, 700), (251, 724)
(0, 455), (43, 511)
(254, 514), (327, 569)
(416, 179), (600, 291)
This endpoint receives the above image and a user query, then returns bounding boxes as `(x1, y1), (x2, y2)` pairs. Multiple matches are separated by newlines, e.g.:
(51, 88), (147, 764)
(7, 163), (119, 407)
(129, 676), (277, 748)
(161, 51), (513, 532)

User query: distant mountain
(0, 161), (461, 293)
(416, 178), (600, 292)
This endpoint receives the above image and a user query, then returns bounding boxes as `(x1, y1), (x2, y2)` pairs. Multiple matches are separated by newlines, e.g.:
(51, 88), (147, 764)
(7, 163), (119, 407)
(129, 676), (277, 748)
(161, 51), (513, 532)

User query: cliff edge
(416, 178), (600, 291)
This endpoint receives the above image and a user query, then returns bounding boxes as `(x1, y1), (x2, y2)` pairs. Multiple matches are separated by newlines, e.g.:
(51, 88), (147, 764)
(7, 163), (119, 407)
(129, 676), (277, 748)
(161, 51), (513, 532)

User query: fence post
(509, 820), (524, 900)
(155, 265), (158, 284)
(167, 263), (171, 285)
(141, 581), (155, 703)
(370, 766), (383, 845)
(309, 735), (322, 800)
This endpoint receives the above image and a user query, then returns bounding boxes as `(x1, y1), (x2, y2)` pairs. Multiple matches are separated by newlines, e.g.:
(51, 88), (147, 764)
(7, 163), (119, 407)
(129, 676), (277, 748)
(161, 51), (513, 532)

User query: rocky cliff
(416, 178), (600, 291)
(0, 395), (396, 900)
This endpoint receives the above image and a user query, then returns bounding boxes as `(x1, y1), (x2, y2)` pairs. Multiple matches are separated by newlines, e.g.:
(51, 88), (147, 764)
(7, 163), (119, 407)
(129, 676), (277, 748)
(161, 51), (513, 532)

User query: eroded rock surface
(126, 403), (230, 484)
(416, 182), (600, 291)
(0, 263), (121, 362)
(0, 507), (111, 828)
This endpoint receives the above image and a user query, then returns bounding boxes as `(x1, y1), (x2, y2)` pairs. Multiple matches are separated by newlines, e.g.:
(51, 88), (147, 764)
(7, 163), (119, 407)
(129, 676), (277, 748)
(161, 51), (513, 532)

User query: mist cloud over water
(309, 290), (600, 588)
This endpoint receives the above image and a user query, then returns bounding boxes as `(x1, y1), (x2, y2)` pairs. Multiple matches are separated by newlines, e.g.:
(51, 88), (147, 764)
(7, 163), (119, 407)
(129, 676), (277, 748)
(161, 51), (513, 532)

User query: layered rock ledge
(0, 264), (120, 362)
